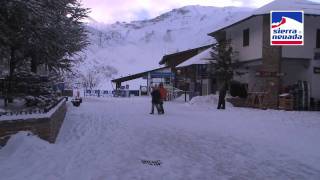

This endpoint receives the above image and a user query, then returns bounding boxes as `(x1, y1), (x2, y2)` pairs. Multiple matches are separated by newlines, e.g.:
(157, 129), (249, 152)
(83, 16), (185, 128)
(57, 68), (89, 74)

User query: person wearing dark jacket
(217, 82), (228, 109)
(150, 85), (161, 114)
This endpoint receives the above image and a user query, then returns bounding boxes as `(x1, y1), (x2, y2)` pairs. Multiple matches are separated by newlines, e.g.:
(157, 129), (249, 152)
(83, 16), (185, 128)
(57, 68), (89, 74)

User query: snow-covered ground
(1, 96), (320, 180)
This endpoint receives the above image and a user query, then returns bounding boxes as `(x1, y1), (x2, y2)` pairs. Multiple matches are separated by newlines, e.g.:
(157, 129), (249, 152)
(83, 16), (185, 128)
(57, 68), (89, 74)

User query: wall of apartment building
(281, 15), (320, 99)
(281, 60), (310, 85)
(281, 59), (320, 99)
(233, 64), (263, 91)
(220, 14), (320, 104)
(225, 16), (263, 62)
(282, 16), (320, 59)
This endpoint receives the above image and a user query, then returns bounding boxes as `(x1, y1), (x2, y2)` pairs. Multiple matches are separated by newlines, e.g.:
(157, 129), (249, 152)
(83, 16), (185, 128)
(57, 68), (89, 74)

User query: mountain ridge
(73, 5), (254, 90)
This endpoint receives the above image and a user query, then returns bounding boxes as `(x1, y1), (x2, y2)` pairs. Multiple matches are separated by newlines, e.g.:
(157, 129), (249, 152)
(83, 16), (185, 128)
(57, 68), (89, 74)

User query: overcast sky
(81, 0), (319, 23)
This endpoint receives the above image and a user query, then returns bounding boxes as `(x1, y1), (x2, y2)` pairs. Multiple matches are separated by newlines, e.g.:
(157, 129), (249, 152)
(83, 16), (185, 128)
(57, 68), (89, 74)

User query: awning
(159, 45), (212, 66)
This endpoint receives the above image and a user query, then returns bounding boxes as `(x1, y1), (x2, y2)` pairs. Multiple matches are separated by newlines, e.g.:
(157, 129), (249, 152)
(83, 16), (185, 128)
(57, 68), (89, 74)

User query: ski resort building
(208, 0), (320, 109)
(111, 67), (175, 97)
(111, 45), (215, 99)
(159, 45), (217, 97)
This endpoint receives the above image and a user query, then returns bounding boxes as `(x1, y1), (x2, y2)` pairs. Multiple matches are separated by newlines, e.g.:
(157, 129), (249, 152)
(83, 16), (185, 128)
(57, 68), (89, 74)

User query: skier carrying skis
(150, 85), (161, 114)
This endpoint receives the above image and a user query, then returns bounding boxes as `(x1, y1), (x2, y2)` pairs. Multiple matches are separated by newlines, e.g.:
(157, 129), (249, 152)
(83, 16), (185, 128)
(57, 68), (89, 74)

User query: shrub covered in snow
(1, 71), (61, 109)
(25, 95), (59, 108)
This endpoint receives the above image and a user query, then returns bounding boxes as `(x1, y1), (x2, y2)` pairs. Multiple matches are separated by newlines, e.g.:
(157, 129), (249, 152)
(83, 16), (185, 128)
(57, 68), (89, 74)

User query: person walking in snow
(150, 85), (161, 114)
(158, 83), (167, 114)
(217, 82), (228, 110)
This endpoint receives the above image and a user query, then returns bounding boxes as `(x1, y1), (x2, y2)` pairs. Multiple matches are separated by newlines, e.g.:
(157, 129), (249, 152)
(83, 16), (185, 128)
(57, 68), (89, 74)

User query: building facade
(209, 1), (320, 108)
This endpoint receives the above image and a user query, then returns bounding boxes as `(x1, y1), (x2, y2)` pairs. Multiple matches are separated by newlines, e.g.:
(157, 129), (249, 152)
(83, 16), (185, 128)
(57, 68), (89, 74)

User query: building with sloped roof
(208, 0), (320, 109)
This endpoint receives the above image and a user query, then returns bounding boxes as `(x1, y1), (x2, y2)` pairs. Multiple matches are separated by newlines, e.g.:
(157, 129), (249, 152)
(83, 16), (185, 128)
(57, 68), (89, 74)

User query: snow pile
(188, 95), (233, 107)
(0, 132), (48, 152)
(174, 94), (189, 102)
(189, 95), (218, 105)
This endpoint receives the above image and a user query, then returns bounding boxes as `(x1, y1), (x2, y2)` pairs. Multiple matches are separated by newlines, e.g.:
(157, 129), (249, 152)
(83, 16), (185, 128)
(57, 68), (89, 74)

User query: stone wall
(0, 100), (67, 146)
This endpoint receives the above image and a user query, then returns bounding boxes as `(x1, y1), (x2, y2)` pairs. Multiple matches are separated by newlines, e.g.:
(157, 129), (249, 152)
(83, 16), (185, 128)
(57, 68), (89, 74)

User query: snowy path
(1, 96), (320, 180)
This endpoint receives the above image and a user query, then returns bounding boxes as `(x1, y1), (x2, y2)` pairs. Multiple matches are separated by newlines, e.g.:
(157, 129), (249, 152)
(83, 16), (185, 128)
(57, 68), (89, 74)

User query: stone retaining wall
(0, 100), (67, 146)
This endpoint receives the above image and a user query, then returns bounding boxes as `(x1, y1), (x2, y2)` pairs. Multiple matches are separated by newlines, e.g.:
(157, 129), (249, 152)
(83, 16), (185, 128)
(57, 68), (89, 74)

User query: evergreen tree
(26, 0), (90, 73)
(0, 0), (89, 107)
(209, 40), (234, 85)
(0, 0), (89, 75)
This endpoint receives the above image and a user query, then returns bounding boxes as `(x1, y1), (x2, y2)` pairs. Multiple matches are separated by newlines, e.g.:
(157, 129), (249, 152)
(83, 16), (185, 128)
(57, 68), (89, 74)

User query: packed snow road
(1, 96), (320, 180)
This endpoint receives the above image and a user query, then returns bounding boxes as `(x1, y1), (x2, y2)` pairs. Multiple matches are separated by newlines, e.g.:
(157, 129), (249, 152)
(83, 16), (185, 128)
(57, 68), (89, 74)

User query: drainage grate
(141, 160), (161, 166)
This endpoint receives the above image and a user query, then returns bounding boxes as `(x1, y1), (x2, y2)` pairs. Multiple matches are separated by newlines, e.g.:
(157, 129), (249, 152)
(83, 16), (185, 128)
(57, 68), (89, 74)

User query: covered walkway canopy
(111, 67), (169, 88)
(159, 45), (212, 67)
(176, 48), (216, 68)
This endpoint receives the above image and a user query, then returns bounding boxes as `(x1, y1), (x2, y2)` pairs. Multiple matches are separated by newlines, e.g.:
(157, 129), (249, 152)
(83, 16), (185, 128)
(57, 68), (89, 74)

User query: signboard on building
(256, 71), (285, 77)
(140, 86), (148, 96)
(270, 11), (304, 46)
(150, 72), (175, 78)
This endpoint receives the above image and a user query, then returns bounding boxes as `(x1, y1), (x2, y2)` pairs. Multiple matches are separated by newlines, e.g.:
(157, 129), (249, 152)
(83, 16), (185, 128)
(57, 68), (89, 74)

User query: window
(317, 29), (320, 48)
(243, 28), (250, 47)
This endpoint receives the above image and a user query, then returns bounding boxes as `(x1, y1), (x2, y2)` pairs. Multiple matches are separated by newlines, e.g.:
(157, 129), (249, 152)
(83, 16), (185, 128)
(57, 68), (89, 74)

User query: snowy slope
(74, 6), (253, 90)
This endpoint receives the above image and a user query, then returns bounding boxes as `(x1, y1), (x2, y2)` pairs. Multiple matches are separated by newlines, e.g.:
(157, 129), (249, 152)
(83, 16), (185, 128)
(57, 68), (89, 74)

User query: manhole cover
(141, 160), (161, 166)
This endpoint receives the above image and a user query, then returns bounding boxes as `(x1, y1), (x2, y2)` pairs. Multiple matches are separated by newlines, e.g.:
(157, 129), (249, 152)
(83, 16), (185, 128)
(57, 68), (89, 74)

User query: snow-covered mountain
(74, 5), (253, 90)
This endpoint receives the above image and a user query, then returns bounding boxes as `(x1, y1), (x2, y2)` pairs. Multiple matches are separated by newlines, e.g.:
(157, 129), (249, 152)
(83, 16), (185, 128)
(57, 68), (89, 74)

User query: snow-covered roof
(159, 45), (212, 65)
(176, 48), (215, 68)
(209, 0), (320, 35)
(254, 0), (320, 15)
(112, 67), (169, 83)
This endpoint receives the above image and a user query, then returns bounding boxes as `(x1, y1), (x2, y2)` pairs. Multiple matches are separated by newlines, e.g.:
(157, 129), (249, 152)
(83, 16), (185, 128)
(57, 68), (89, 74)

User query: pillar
(262, 15), (282, 109)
